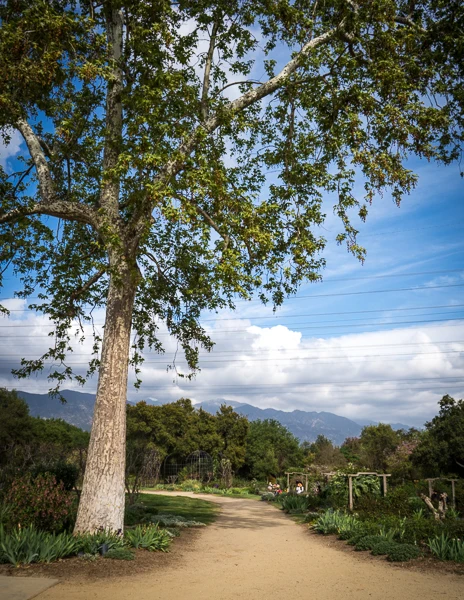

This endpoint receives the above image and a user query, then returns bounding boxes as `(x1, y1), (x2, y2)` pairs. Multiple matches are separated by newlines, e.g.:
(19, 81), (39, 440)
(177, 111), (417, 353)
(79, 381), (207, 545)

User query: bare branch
(158, 21), (346, 185)
(200, 19), (220, 122)
(17, 118), (55, 202)
(69, 268), (107, 305)
(0, 201), (96, 225)
(175, 192), (230, 253)
(395, 15), (426, 33)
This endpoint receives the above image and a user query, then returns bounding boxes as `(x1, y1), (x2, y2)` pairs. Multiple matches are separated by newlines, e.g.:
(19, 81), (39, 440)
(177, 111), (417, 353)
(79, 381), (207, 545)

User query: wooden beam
(348, 476), (353, 511)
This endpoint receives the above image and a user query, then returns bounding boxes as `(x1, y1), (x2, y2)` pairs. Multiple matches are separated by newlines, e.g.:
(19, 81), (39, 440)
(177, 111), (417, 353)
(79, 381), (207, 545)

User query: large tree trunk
(74, 263), (136, 533)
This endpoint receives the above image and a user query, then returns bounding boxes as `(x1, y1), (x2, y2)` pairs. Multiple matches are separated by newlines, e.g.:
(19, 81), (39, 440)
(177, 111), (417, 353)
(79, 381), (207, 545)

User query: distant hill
(17, 390), (96, 431)
(15, 390), (415, 444)
(197, 399), (363, 445)
(353, 418), (414, 431)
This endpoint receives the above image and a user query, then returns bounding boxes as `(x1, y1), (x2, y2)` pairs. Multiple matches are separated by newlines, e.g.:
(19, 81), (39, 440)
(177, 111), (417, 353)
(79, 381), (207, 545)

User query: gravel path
(37, 493), (463, 600)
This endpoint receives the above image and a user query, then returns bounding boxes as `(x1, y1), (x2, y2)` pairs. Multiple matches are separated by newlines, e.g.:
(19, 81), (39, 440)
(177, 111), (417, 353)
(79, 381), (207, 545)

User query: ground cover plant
(138, 493), (219, 525)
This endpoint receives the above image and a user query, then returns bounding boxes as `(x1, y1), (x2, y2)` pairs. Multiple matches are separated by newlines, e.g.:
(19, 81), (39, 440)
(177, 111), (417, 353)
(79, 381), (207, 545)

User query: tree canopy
(0, 0), (463, 532)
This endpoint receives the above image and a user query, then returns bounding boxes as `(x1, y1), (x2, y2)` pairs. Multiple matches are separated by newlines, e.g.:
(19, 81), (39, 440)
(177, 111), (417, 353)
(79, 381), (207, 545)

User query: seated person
(295, 482), (304, 494)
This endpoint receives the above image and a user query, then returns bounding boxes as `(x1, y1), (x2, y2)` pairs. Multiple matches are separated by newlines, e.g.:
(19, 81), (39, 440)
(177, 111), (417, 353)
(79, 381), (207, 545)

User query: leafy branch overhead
(0, 0), (463, 389)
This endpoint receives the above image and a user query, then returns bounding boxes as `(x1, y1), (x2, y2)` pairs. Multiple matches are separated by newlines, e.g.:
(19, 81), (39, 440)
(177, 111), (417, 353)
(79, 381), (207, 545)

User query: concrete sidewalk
(0, 576), (58, 600)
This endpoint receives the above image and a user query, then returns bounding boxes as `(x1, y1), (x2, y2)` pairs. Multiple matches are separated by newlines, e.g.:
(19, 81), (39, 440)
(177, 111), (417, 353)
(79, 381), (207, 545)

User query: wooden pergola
(425, 478), (459, 509)
(285, 472), (310, 492)
(348, 472), (391, 511)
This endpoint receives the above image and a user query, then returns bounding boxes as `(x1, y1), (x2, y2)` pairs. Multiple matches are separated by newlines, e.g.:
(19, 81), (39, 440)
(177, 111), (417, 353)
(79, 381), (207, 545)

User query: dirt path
(37, 493), (463, 600)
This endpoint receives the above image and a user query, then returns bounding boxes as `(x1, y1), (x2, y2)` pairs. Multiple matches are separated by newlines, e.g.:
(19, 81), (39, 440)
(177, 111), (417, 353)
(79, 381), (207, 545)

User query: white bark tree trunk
(74, 261), (137, 533)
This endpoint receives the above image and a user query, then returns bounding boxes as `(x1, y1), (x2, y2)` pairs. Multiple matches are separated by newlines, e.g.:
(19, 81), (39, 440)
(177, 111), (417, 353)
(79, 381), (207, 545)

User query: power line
(1, 282), (464, 305)
(2, 308), (464, 329)
(1, 317), (463, 337)
(2, 340), (463, 353)
(11, 351), (462, 367)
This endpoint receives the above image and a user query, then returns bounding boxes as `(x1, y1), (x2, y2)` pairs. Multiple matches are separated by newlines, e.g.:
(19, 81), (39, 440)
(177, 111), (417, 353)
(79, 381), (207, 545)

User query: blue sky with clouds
(1, 14), (463, 429)
(1, 133), (462, 428)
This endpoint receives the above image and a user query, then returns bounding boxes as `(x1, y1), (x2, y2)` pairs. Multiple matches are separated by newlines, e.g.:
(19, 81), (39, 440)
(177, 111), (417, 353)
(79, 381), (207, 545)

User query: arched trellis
(160, 450), (214, 483)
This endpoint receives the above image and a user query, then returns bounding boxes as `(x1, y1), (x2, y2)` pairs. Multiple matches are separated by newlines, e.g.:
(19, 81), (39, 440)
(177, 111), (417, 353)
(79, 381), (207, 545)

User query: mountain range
(16, 389), (412, 446)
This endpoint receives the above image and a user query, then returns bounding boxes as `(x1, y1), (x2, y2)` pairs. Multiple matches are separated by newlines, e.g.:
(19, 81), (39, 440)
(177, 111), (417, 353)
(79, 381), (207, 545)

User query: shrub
(355, 536), (384, 551)
(5, 473), (74, 532)
(124, 524), (171, 551)
(387, 543), (422, 562)
(31, 461), (79, 491)
(428, 533), (464, 562)
(104, 547), (135, 560)
(401, 519), (442, 545)
(0, 525), (78, 566)
(371, 541), (400, 556)
(261, 492), (276, 502)
(75, 531), (125, 555)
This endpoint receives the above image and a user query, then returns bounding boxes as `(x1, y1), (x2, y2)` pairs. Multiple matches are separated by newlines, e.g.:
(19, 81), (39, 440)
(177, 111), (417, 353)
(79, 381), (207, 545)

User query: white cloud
(0, 130), (22, 169)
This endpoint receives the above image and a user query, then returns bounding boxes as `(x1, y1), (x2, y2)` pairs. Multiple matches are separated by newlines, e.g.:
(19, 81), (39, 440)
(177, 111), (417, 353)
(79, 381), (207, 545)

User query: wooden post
(287, 472), (290, 493)
(428, 479), (433, 498)
(450, 480), (456, 509)
(382, 474), (387, 497)
(348, 476), (353, 511)
(305, 474), (308, 492)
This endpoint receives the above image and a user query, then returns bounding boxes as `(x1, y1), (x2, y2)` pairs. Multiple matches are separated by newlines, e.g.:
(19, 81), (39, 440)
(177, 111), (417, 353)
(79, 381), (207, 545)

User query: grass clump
(387, 543), (422, 562)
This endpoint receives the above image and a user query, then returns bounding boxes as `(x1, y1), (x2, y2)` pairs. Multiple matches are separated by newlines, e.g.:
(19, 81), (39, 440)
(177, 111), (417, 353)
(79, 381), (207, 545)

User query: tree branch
(1, 119), (97, 227)
(200, 19), (220, 122)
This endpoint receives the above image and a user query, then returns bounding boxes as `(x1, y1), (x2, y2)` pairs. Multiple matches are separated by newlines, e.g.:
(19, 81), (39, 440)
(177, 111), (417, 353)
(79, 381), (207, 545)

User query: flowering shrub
(5, 473), (74, 532)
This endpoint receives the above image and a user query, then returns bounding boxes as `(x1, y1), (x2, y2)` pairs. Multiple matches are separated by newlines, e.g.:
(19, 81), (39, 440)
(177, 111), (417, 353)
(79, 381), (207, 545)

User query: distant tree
(412, 395), (464, 476)
(243, 419), (303, 479)
(310, 434), (347, 468)
(340, 437), (362, 465)
(215, 405), (249, 471)
(359, 424), (399, 471)
(0, 389), (34, 459)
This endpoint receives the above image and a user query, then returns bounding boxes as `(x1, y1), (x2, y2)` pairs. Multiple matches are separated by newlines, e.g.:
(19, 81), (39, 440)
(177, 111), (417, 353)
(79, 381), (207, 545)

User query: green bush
(104, 547), (135, 560)
(5, 473), (74, 532)
(0, 525), (78, 566)
(428, 533), (464, 562)
(124, 524), (171, 551)
(387, 543), (422, 562)
(401, 519), (442, 545)
(355, 535), (384, 551)
(371, 540), (400, 556)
